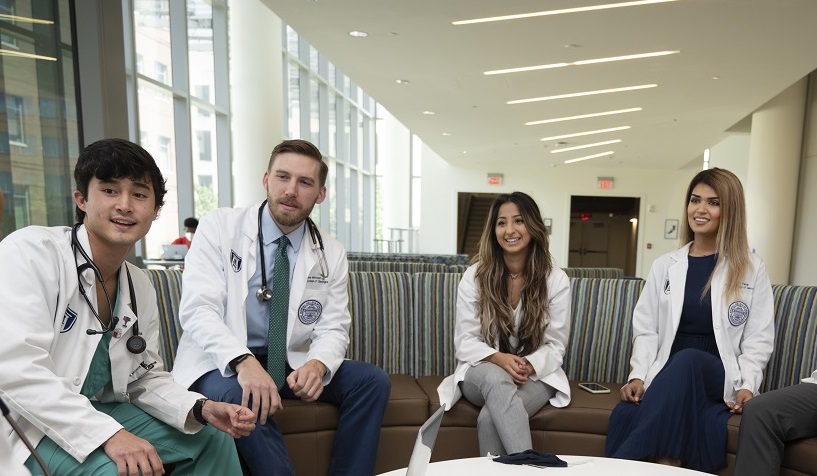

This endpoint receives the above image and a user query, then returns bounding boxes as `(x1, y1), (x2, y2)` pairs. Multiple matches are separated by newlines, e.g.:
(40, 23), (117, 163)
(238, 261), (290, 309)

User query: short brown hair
(268, 139), (328, 187)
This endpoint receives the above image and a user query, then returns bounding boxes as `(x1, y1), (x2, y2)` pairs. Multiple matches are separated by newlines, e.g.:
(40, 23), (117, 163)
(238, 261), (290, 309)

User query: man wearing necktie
(172, 139), (391, 475)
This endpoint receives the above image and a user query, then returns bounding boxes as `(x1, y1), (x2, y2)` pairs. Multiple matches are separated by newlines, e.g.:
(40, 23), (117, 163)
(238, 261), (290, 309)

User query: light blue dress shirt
(245, 208), (306, 348)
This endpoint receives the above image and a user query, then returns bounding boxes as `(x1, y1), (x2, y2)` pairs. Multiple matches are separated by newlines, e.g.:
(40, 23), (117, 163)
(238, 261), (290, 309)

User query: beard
(269, 198), (316, 228)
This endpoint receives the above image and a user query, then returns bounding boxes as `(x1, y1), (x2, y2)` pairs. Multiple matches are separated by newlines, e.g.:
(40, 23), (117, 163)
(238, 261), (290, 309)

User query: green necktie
(267, 235), (290, 389)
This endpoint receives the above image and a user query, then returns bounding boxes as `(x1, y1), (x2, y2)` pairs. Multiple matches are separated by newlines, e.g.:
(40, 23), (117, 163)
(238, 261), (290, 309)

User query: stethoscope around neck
(256, 200), (329, 301)
(71, 224), (146, 354)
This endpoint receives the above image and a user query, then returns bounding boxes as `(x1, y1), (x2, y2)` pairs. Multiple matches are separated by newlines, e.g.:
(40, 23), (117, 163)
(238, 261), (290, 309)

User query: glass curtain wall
(0, 0), (79, 239)
(128, 0), (229, 259)
(282, 25), (376, 252)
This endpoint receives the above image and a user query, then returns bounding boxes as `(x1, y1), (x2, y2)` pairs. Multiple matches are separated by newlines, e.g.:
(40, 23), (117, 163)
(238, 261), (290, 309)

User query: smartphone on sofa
(578, 382), (611, 394)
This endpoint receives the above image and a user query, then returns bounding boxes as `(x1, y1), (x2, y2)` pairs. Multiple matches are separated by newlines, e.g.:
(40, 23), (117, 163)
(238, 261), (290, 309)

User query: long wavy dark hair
(474, 192), (554, 356)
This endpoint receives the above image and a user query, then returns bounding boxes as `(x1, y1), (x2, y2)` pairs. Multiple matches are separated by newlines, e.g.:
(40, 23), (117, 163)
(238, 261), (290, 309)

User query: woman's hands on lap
(486, 352), (531, 386)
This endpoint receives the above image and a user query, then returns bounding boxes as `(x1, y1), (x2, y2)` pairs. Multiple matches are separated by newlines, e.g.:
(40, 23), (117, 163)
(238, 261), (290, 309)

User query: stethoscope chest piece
(256, 286), (273, 301)
(126, 334), (147, 354)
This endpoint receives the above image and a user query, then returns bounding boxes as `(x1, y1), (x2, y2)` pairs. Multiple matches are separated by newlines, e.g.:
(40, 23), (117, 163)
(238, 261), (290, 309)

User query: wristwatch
(229, 353), (253, 373)
(193, 398), (209, 425)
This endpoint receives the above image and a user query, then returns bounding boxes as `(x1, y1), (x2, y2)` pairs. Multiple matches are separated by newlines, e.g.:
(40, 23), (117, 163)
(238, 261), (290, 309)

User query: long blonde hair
(473, 192), (554, 356)
(680, 168), (751, 301)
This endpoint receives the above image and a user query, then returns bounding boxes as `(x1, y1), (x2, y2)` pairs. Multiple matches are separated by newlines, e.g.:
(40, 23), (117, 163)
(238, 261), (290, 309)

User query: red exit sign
(487, 173), (504, 186)
(597, 176), (614, 189)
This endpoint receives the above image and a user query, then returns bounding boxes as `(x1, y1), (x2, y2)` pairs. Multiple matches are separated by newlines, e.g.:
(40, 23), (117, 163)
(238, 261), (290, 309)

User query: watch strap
(193, 398), (208, 425)
(229, 353), (253, 373)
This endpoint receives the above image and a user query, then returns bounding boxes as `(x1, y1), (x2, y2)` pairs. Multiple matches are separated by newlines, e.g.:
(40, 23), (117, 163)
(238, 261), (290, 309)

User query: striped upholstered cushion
(565, 277), (645, 384)
(562, 267), (625, 279)
(142, 268), (185, 371)
(348, 261), (448, 273)
(412, 272), (463, 377)
(347, 272), (414, 374)
(760, 284), (817, 392)
(347, 252), (469, 265)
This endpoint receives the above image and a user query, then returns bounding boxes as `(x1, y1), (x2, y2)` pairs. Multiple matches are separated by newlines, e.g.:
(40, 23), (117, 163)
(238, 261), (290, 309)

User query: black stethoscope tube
(256, 200), (328, 302)
(71, 224), (146, 354)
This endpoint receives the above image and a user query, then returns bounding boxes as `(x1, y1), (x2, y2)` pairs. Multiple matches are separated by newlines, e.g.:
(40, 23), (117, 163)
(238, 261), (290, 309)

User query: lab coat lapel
(109, 264), (137, 351)
(668, 245), (691, 332)
(290, 230), (316, 315)
(242, 206), (260, 298)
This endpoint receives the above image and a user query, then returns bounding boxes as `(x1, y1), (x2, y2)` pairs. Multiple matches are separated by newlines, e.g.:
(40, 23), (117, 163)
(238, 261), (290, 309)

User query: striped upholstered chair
(411, 272), (464, 377)
(142, 268), (185, 371)
(562, 267), (625, 279)
(564, 277), (645, 384)
(761, 284), (817, 392)
(346, 271), (414, 375)
(348, 261), (448, 273)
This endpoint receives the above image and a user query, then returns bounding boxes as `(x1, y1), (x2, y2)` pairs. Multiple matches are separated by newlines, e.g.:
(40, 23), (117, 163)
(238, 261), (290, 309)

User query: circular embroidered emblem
(298, 299), (323, 325)
(728, 301), (749, 326)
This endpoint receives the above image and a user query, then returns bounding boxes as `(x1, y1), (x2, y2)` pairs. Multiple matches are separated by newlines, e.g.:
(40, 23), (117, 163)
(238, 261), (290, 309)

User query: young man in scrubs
(0, 138), (255, 475)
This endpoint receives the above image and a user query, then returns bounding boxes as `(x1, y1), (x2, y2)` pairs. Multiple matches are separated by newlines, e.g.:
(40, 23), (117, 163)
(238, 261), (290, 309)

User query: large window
(0, 1), (79, 238)
(282, 25), (377, 251)
(128, 0), (229, 258)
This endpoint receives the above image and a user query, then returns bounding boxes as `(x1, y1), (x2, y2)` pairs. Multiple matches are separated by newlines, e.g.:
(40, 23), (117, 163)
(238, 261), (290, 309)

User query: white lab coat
(172, 203), (350, 389)
(0, 419), (30, 476)
(0, 226), (201, 465)
(438, 264), (572, 410)
(628, 242), (775, 402)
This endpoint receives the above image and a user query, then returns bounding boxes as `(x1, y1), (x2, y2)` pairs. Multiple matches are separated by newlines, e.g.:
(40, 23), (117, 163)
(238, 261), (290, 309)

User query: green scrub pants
(24, 401), (242, 475)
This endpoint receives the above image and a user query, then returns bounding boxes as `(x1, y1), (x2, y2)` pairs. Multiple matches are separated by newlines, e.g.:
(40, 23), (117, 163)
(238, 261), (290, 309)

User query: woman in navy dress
(604, 168), (774, 472)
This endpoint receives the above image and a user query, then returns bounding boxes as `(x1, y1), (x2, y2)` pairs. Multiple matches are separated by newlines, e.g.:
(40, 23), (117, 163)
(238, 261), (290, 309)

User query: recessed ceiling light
(540, 126), (631, 142)
(712, 75), (721, 80)
(442, 132), (452, 136)
(508, 84), (657, 104)
(348, 30), (368, 38)
(422, 111), (436, 115)
(564, 151), (615, 164)
(526, 108), (642, 126)
(485, 51), (679, 76)
(395, 79), (410, 84)
(453, 0), (679, 25)
(551, 139), (622, 153)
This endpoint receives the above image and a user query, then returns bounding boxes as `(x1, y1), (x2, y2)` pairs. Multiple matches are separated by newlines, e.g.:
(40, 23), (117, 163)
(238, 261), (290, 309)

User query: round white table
(378, 455), (709, 475)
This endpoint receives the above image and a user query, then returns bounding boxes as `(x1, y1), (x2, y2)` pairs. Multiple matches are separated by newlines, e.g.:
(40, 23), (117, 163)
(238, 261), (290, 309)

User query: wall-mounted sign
(487, 173), (503, 186)
(597, 176), (614, 189)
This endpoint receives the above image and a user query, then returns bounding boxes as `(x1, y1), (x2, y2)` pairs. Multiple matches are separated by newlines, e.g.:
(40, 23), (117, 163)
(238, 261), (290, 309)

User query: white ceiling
(262, 0), (817, 170)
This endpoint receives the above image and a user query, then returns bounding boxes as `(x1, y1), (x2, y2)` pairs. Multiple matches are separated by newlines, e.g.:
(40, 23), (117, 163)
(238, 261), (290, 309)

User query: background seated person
(172, 217), (199, 248)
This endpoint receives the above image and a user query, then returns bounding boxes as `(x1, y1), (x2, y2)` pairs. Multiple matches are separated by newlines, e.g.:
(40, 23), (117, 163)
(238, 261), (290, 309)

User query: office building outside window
(0, 0), (79, 238)
(128, 0), (229, 258)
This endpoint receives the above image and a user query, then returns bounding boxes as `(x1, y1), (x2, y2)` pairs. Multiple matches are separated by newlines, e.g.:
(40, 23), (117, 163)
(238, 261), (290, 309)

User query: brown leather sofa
(145, 269), (817, 476)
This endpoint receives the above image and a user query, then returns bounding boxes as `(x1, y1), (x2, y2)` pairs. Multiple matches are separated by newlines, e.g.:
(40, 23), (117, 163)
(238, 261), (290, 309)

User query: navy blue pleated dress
(605, 254), (732, 472)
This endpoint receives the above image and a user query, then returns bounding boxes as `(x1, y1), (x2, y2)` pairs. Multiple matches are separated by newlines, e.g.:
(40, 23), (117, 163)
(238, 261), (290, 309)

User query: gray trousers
(734, 383), (817, 476)
(460, 362), (555, 456)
